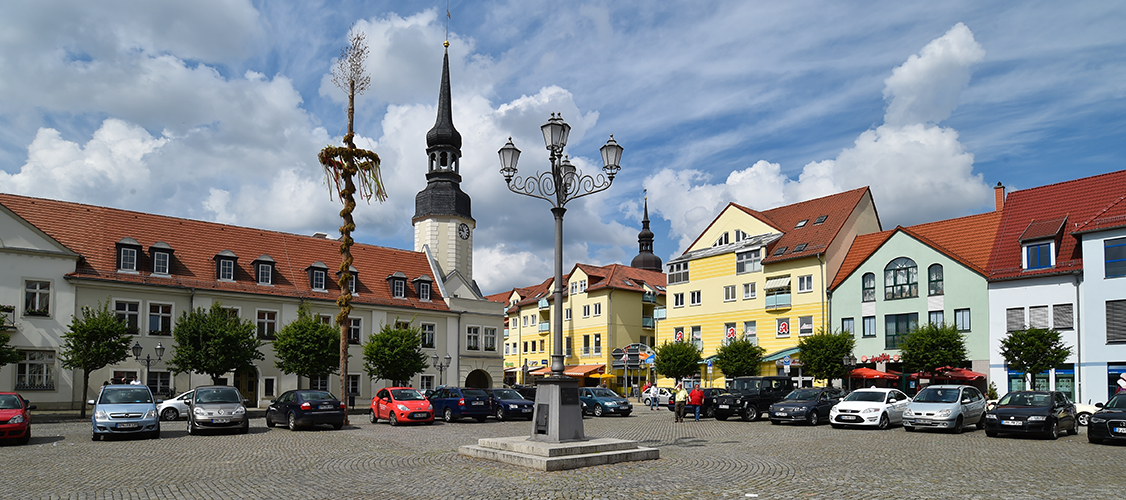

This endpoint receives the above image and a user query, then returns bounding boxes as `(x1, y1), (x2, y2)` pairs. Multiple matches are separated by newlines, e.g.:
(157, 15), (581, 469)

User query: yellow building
(661, 187), (881, 387)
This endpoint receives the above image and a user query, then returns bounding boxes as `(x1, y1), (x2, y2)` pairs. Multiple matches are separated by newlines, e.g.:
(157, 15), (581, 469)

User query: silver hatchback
(904, 384), (987, 433)
(186, 386), (249, 435)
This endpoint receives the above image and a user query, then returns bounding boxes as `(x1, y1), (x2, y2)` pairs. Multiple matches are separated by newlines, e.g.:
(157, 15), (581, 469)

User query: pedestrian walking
(689, 385), (704, 421)
(648, 383), (660, 411)
(674, 383), (688, 422)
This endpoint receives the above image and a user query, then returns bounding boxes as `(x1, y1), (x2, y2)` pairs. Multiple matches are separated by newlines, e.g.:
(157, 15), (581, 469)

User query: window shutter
(1028, 306), (1049, 329)
(1052, 304), (1073, 330)
(1006, 308), (1025, 332)
(1108, 300), (1126, 343)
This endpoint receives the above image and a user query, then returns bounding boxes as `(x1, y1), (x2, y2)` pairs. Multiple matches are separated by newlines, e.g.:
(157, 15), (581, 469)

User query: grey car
(903, 384), (987, 433)
(89, 384), (161, 440)
(186, 386), (249, 435)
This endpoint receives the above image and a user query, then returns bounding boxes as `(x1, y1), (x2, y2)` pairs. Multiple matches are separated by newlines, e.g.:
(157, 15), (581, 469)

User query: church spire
(414, 42), (471, 223)
(630, 193), (662, 271)
(426, 46), (461, 151)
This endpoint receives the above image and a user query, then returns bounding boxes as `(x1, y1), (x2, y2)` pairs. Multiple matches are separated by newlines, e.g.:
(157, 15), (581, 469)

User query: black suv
(713, 376), (795, 421)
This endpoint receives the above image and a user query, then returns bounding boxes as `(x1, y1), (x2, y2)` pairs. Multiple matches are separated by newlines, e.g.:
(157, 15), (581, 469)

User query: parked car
(983, 390), (1078, 439)
(644, 387), (673, 407)
(370, 387), (434, 426)
(1074, 401), (1099, 426)
(1088, 394), (1126, 444)
(265, 390), (346, 431)
(0, 392), (34, 445)
(903, 384), (987, 433)
(665, 387), (726, 418)
(713, 376), (795, 421)
(769, 387), (843, 425)
(429, 387), (491, 423)
(484, 388), (534, 421)
(579, 387), (632, 417)
(187, 385), (249, 435)
(157, 390), (193, 421)
(829, 388), (911, 429)
(511, 384), (537, 401)
(88, 384), (161, 440)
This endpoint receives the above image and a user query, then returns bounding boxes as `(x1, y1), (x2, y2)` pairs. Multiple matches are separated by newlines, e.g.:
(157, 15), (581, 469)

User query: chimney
(994, 182), (1005, 212)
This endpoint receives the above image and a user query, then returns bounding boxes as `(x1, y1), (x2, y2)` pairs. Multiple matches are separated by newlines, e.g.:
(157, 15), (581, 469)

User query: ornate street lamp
(133, 341), (164, 392)
(431, 353), (452, 387)
(498, 113), (622, 443)
(842, 354), (857, 392)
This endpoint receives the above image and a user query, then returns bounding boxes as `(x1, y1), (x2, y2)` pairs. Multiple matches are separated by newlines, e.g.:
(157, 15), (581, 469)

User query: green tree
(167, 302), (263, 384)
(713, 339), (766, 378)
(654, 341), (702, 383)
(998, 328), (1072, 386)
(796, 329), (856, 387)
(0, 333), (21, 368)
(58, 301), (133, 418)
(899, 323), (968, 375)
(363, 322), (428, 386)
(273, 304), (340, 387)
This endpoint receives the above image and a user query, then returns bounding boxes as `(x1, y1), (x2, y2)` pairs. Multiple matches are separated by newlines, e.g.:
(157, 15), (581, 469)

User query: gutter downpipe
(1074, 271), (1083, 402)
(818, 254), (827, 334)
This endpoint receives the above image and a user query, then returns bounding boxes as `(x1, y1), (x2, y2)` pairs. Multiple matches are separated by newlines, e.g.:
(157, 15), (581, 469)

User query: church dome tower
(630, 196), (662, 271)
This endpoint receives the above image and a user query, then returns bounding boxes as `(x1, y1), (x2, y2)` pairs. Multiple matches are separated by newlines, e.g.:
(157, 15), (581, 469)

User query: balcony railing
(642, 292), (657, 304)
(0, 305), (15, 331)
(765, 293), (791, 310)
(642, 316), (654, 329)
(538, 322), (550, 333)
(538, 298), (550, 310)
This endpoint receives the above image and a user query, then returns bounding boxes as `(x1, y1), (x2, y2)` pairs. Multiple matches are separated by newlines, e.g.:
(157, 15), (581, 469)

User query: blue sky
(2, 1), (1124, 294)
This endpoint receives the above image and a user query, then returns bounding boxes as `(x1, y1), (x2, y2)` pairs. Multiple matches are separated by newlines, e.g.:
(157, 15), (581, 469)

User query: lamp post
(498, 113), (622, 442)
(842, 354), (857, 393)
(132, 341), (164, 392)
(431, 353), (452, 387)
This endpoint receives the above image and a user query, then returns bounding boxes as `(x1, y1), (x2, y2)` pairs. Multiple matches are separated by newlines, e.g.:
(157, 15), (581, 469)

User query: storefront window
(1054, 366), (1074, 401)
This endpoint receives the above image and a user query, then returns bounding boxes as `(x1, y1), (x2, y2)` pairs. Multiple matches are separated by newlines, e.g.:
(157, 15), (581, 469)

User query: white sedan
(829, 388), (911, 429)
(157, 390), (193, 420)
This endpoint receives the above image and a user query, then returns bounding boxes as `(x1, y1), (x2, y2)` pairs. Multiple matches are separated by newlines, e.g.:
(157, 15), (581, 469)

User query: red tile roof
(0, 194), (450, 312)
(506, 263), (667, 311)
(988, 169), (1126, 281)
(828, 230), (894, 291)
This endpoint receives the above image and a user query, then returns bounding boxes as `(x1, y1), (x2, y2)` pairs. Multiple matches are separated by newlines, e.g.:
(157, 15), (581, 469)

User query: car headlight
(7, 414), (25, 424)
(143, 409), (157, 419)
(95, 410), (110, 421)
(194, 407), (207, 416)
(233, 406), (246, 415)
(426, 402), (433, 410)
(1091, 416), (1106, 424)
(903, 409), (914, 417)
(397, 404), (409, 412)
(796, 406), (807, 412)
(605, 402), (618, 407)
(1027, 415), (1047, 421)
(509, 404), (518, 409)
(985, 413), (998, 420)
(862, 408), (880, 414)
(935, 409), (952, 418)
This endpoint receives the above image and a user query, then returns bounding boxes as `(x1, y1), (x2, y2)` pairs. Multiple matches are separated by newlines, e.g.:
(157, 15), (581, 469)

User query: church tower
(630, 196), (662, 271)
(413, 43), (475, 285)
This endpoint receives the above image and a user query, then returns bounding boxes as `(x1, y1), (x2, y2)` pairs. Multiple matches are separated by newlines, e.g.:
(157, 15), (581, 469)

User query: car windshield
(998, 393), (1051, 407)
(730, 379), (762, 391)
(491, 389), (523, 400)
(391, 389), (425, 401)
(589, 388), (620, 398)
(913, 388), (959, 403)
(784, 389), (822, 400)
(298, 390), (335, 401)
(844, 391), (887, 403)
(462, 389), (489, 398)
(0, 395), (22, 409)
(194, 388), (242, 404)
(100, 388), (153, 404)
(1106, 395), (1126, 409)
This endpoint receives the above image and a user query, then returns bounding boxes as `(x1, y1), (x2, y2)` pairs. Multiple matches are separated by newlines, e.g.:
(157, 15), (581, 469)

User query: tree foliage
(273, 304), (340, 383)
(899, 323), (967, 374)
(59, 300), (133, 417)
(654, 341), (702, 383)
(713, 339), (765, 378)
(999, 328), (1072, 382)
(796, 329), (856, 386)
(0, 333), (20, 368)
(363, 322), (428, 386)
(167, 302), (263, 384)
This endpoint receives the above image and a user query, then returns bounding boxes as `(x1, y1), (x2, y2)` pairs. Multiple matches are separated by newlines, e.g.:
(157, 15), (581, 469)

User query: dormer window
(387, 271), (408, 298)
(413, 275), (433, 301)
(336, 265), (359, 295)
(149, 242), (174, 275)
(1025, 242), (1053, 270)
(116, 237), (142, 272)
(213, 250), (238, 281)
(305, 261), (329, 291)
(252, 255), (276, 286)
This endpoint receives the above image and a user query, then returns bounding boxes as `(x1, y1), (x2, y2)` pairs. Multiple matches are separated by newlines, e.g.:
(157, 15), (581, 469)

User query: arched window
(884, 257), (918, 300)
(861, 273), (875, 302)
(928, 264), (944, 296)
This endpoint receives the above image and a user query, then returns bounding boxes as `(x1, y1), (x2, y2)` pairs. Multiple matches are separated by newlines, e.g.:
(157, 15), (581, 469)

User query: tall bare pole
(319, 26), (386, 424)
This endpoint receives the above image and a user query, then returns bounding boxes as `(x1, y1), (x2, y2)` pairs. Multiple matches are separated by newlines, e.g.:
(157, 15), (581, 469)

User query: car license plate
(319, 404), (334, 410)
(212, 418), (230, 424)
(775, 412), (788, 416)
(1113, 427), (1126, 434)
(1002, 420), (1022, 426)
(843, 415), (859, 421)
(915, 419), (931, 425)
(719, 404), (729, 409)
(472, 401), (484, 405)
(411, 412), (429, 419)
(117, 422), (139, 429)
(521, 408), (532, 413)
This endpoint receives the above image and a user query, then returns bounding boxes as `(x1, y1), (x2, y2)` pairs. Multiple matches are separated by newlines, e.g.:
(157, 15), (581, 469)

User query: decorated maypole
(319, 26), (386, 424)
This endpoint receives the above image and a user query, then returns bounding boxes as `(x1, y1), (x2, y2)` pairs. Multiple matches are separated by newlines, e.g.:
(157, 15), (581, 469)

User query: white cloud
(883, 23), (986, 127)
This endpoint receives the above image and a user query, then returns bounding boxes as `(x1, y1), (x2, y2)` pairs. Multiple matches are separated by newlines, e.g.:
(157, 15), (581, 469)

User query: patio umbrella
(850, 367), (899, 380)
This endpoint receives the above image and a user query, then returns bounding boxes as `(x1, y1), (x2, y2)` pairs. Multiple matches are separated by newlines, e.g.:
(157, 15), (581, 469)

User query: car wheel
(705, 406), (716, 418)
(877, 413), (889, 430)
(986, 430), (998, 437)
(17, 426), (30, 445)
(161, 408), (178, 421)
(593, 405), (603, 417)
(644, 398), (652, 406)
(808, 412), (820, 426)
(186, 418), (196, 435)
(443, 407), (454, 423)
(389, 412), (398, 426)
(495, 407), (505, 421)
(742, 407), (758, 422)
(288, 412), (298, 431)
(1089, 435), (1103, 444)
(369, 410), (377, 424)
(831, 423), (844, 429)
(976, 414), (987, 430)
(716, 414), (728, 421)
(1077, 412), (1091, 426)
(951, 416), (964, 434)
(265, 413), (276, 427)
(240, 420), (249, 434)
(1045, 419), (1058, 440)
(1069, 418), (1079, 436)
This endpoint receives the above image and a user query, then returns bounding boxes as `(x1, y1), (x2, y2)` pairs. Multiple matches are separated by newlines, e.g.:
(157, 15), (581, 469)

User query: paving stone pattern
(1, 408), (1118, 499)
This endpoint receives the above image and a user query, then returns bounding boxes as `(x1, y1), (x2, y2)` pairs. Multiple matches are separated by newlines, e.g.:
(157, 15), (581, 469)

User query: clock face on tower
(458, 223), (470, 240)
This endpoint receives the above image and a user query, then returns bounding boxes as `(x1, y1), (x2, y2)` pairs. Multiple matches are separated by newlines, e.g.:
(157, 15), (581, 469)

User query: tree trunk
(80, 369), (90, 418)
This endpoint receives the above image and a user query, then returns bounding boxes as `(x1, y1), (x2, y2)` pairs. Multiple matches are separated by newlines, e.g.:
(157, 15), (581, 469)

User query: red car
(369, 387), (434, 426)
(0, 392), (34, 445)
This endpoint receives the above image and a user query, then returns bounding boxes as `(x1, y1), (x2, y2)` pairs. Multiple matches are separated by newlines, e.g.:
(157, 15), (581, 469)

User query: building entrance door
(234, 367), (258, 407)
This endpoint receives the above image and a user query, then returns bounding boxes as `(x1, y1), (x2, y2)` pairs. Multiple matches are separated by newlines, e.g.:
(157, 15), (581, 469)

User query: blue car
(429, 387), (491, 423)
(484, 388), (534, 421)
(88, 384), (161, 440)
(579, 387), (632, 417)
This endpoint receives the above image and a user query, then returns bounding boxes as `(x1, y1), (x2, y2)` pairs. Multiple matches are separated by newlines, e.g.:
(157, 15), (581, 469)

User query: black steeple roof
(426, 48), (462, 150)
(414, 46), (472, 223)
(631, 197), (662, 271)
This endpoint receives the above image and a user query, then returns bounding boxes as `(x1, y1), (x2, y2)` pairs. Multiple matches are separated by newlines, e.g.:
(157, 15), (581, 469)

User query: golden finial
(444, 40), (449, 48)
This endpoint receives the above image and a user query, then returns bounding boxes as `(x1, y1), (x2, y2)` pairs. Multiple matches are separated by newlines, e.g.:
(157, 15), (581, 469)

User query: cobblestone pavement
(2, 407), (1118, 500)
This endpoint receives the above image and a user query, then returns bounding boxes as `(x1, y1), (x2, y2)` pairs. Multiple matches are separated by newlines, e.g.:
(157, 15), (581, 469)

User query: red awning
(850, 367), (899, 380)
(563, 364), (606, 377)
(909, 366), (986, 381)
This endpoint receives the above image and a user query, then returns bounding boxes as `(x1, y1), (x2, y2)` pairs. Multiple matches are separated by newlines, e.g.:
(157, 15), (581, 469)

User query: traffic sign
(611, 348), (625, 361)
(783, 355), (791, 366)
